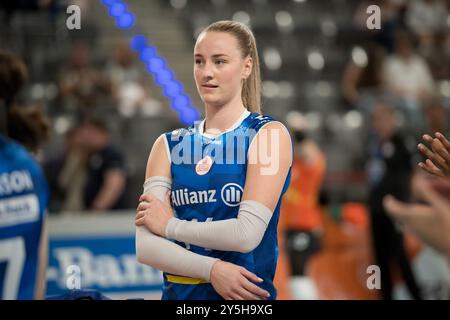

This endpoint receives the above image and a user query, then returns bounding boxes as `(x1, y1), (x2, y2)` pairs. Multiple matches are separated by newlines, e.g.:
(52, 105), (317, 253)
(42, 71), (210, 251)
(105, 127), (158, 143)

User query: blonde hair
(201, 20), (262, 114)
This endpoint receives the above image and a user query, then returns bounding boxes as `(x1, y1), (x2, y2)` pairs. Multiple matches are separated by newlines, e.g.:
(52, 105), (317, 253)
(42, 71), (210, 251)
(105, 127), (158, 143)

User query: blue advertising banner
(46, 213), (163, 299)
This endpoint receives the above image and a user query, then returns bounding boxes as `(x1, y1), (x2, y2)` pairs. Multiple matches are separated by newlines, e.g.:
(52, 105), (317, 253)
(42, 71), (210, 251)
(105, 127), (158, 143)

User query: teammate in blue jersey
(135, 21), (292, 300)
(0, 52), (49, 300)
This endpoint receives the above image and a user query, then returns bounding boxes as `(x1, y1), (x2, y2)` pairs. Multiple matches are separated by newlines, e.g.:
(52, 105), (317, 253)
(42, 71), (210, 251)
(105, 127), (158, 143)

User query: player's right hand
(210, 260), (270, 300)
(418, 132), (450, 178)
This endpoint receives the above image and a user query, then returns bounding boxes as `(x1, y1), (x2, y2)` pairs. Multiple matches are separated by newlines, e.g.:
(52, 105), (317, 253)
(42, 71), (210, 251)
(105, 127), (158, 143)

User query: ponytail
(241, 35), (261, 114)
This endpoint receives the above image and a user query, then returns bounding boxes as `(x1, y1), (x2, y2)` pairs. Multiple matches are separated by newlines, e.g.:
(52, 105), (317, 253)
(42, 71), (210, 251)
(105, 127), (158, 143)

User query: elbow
(135, 228), (153, 266)
(236, 238), (262, 254)
(136, 251), (145, 265)
(135, 242), (146, 265)
(136, 242), (155, 266)
(233, 223), (266, 253)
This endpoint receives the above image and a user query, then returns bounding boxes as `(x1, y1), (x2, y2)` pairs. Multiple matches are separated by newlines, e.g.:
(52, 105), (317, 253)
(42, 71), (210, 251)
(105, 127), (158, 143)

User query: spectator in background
(366, 101), (422, 300)
(281, 112), (326, 300)
(80, 119), (128, 211)
(59, 43), (111, 119)
(382, 30), (435, 102)
(44, 125), (87, 213)
(341, 42), (386, 110)
(382, 30), (435, 131)
(44, 119), (128, 213)
(106, 41), (161, 118)
(405, 0), (448, 55)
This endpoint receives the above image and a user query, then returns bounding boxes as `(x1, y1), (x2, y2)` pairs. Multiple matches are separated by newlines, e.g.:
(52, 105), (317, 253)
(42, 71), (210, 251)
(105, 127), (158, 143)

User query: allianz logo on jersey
(171, 183), (243, 207)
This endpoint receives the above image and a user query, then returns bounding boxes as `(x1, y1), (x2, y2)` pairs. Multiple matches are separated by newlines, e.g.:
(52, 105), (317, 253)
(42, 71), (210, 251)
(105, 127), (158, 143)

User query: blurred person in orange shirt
(279, 112), (326, 299)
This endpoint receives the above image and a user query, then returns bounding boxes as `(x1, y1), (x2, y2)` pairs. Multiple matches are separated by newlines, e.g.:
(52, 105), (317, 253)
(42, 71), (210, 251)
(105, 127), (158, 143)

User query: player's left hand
(135, 192), (174, 237)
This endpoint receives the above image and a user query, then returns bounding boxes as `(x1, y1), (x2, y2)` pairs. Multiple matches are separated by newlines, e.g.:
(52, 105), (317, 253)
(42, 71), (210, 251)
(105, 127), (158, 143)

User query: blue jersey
(162, 111), (292, 300)
(0, 135), (49, 300)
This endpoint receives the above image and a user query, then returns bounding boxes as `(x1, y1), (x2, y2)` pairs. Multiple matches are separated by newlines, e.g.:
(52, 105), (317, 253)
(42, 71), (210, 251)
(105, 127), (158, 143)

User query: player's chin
(200, 94), (223, 106)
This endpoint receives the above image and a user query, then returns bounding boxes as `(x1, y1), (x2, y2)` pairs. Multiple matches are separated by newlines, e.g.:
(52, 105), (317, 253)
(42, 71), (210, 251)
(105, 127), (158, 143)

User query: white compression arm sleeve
(166, 200), (273, 253)
(135, 176), (218, 281)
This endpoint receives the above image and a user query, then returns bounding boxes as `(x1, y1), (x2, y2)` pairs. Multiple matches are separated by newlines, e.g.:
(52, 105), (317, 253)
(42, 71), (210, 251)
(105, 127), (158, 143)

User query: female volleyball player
(0, 52), (49, 300)
(135, 20), (292, 300)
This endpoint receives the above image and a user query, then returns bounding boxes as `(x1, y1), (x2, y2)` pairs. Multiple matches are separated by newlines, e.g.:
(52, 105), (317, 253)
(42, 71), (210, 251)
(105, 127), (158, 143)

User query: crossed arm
(136, 122), (292, 252)
(136, 123), (292, 253)
(135, 135), (218, 281)
(135, 123), (292, 299)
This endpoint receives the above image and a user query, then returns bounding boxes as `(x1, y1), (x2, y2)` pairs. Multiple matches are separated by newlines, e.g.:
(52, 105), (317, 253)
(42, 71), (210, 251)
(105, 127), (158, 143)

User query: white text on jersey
(0, 170), (34, 196)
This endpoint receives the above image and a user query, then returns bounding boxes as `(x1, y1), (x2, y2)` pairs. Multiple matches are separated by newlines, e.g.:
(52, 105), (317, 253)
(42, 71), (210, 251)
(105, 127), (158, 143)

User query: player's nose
(202, 61), (214, 79)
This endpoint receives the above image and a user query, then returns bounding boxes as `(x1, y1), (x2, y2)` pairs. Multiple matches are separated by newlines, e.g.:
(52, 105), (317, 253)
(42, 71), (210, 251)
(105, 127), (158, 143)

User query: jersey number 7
(0, 237), (25, 300)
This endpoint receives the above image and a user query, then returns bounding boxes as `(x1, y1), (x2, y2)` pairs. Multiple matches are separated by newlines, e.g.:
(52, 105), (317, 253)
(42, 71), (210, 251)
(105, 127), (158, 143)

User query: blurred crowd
(42, 39), (162, 213)
(279, 0), (450, 300)
(344, 0), (449, 133)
